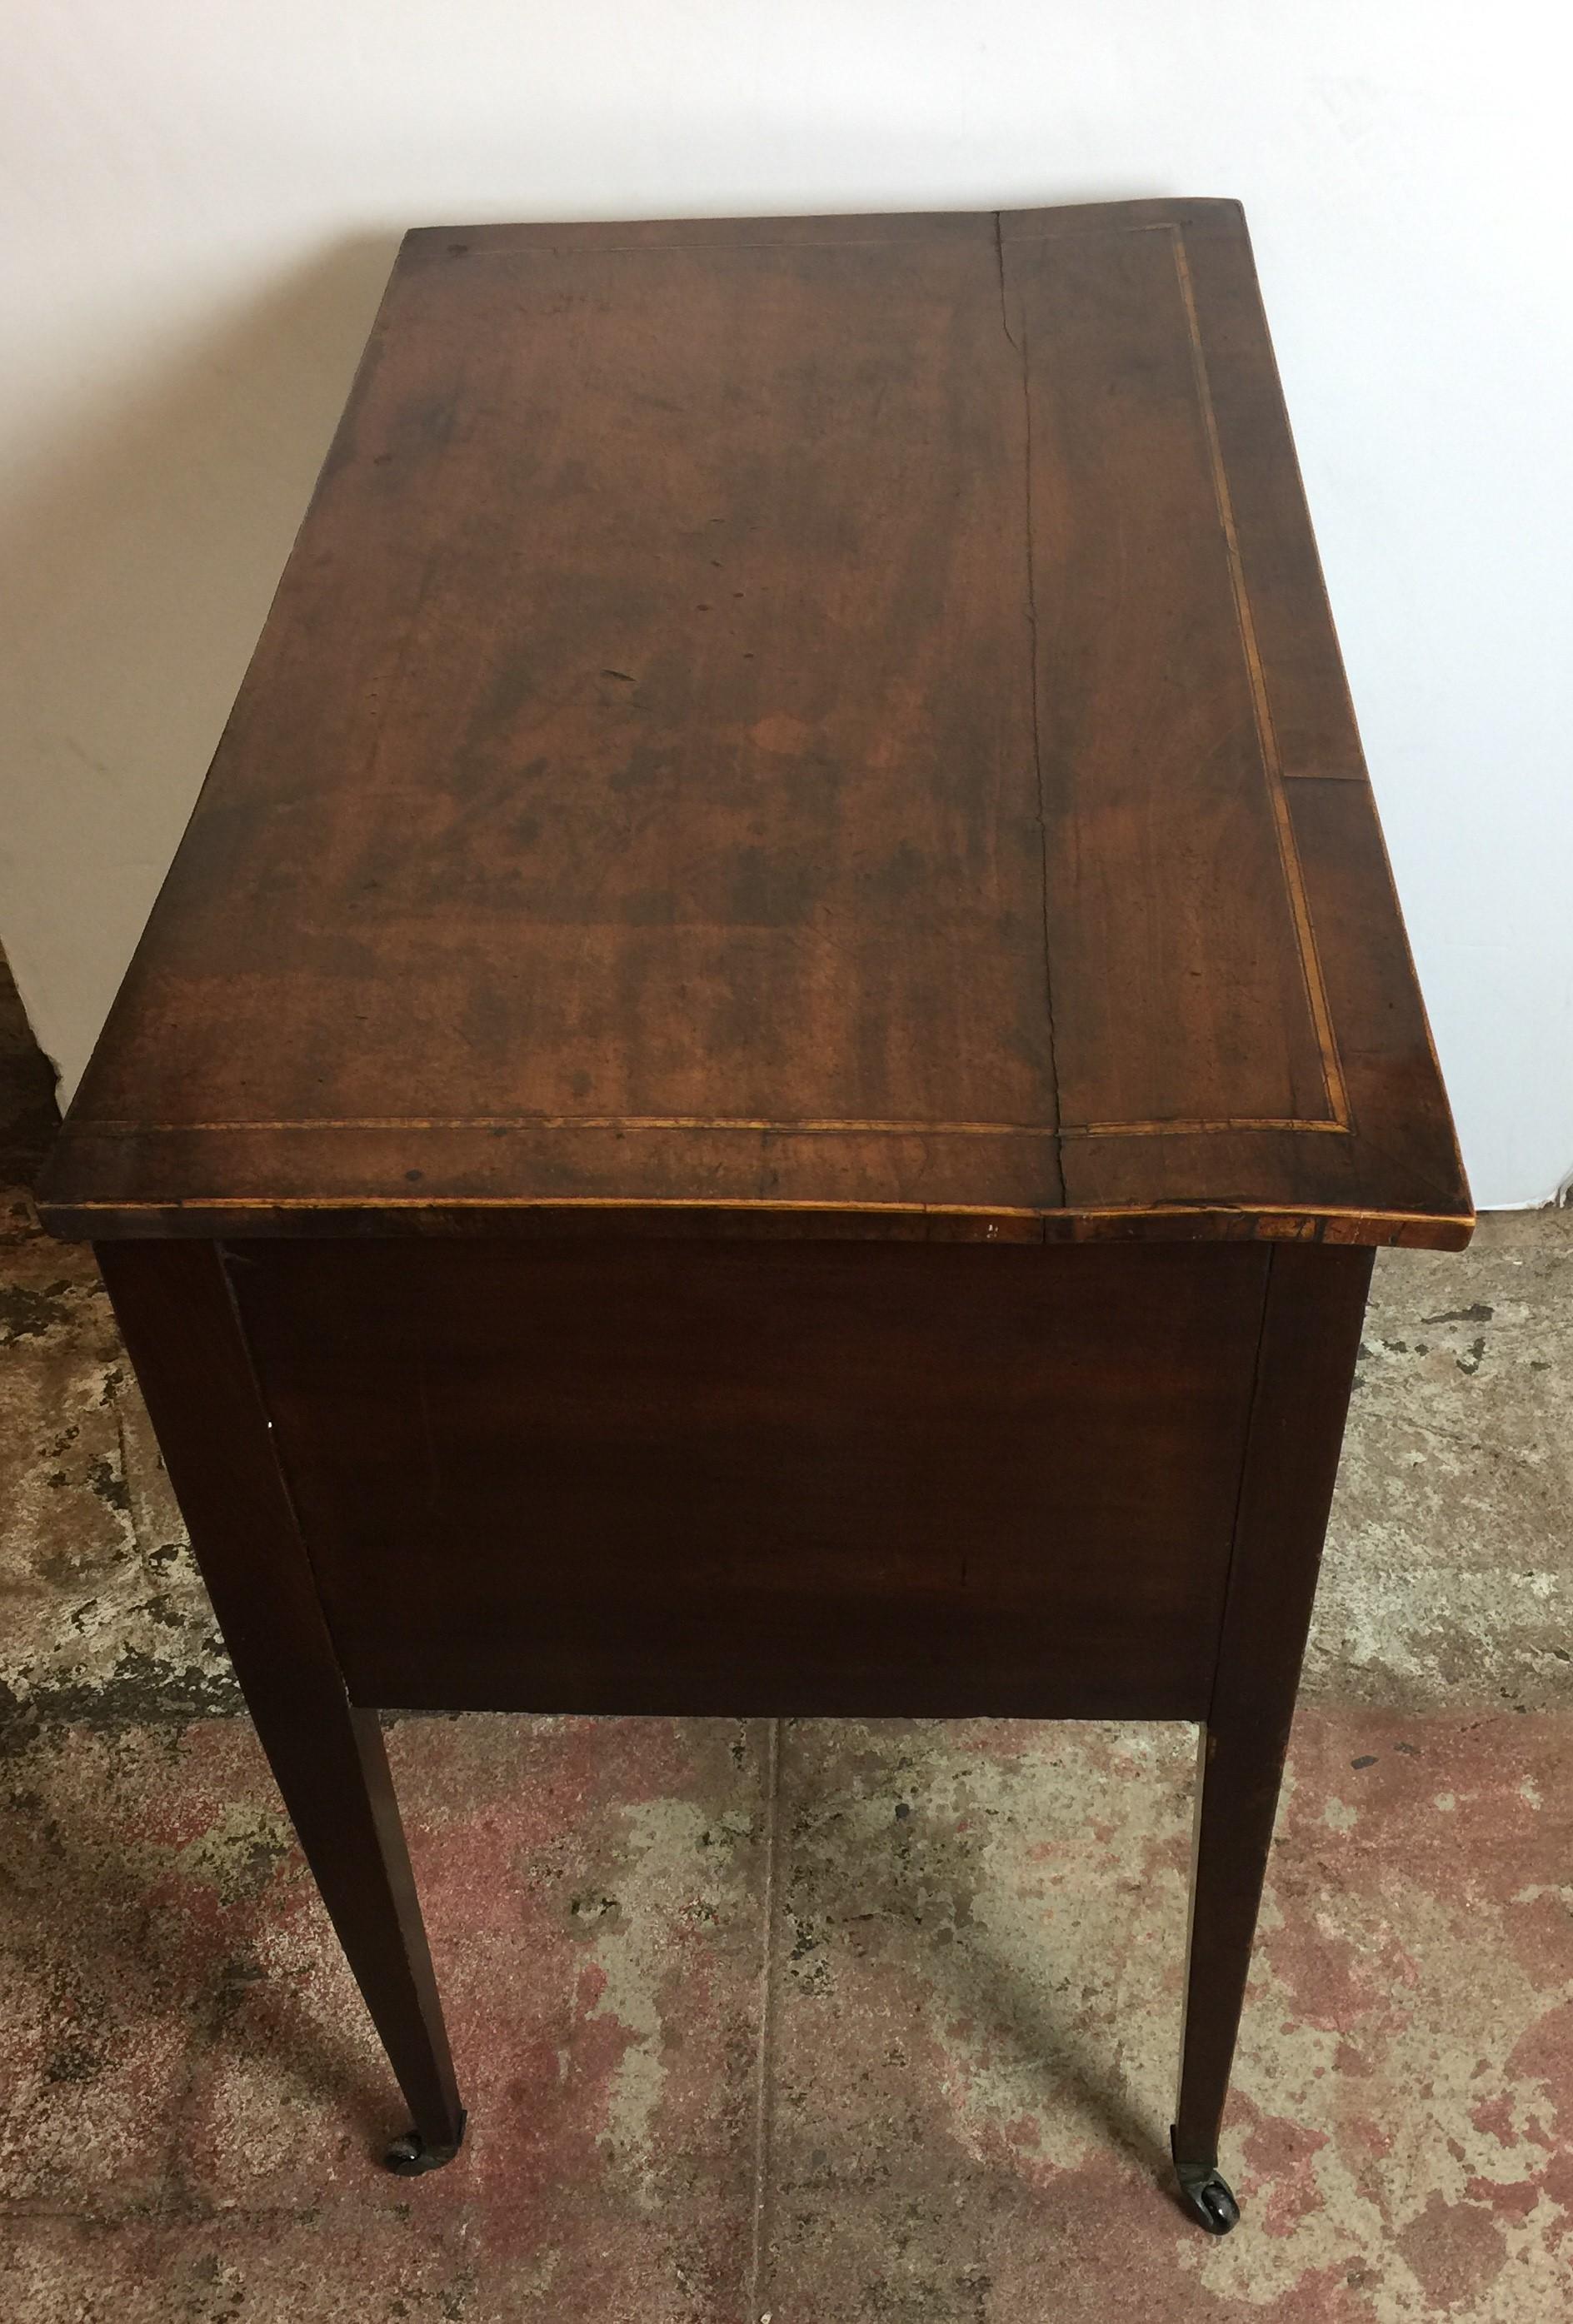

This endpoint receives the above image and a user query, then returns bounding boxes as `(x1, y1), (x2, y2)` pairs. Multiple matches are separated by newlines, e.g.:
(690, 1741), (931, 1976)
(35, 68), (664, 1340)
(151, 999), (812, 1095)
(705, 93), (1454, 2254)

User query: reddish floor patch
(5, 1706), (1569, 2319)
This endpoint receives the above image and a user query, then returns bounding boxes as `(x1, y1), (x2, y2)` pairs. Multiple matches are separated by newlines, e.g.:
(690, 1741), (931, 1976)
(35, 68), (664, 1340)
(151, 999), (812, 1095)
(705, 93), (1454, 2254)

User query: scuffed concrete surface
(1309, 1211), (1573, 1715)
(766, 1711), (1573, 2322)
(0, 1189), (237, 1736)
(2, 1181), (1571, 2319)
(0, 1714), (764, 2317)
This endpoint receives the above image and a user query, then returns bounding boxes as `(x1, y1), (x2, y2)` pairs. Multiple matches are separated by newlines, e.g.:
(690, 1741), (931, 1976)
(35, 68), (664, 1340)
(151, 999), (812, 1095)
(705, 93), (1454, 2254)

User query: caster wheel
(1171, 2131), (1240, 2234)
(383, 2113), (467, 2177)
(1176, 2167), (1239, 2234)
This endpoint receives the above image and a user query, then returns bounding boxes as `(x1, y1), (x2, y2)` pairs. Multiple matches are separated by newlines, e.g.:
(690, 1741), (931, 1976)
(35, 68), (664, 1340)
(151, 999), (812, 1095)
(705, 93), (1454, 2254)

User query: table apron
(221, 1235), (1278, 1721)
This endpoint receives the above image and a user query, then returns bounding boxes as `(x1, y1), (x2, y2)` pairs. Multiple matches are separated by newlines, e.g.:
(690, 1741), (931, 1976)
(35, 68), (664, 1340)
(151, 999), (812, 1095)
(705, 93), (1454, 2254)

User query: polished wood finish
(38, 200), (1469, 1250)
(94, 1238), (463, 2156)
(228, 1238), (1268, 1718)
(52, 202), (1471, 2217)
(1175, 1241), (1374, 2168)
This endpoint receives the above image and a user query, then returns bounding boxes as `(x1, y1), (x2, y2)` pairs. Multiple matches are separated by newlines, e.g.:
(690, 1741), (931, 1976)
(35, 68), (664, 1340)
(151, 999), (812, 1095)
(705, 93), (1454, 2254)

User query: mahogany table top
(41, 201), (1471, 1249)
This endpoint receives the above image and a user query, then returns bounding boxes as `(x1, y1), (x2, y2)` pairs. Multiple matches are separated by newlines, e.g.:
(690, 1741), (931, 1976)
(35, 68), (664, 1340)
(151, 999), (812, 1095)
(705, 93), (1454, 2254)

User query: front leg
(1171, 1243), (1372, 2230)
(97, 1238), (466, 2167)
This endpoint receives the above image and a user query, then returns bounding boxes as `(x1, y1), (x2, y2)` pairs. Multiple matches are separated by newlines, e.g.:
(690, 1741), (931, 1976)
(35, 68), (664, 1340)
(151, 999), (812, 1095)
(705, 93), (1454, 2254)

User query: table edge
(38, 1192), (1476, 1253)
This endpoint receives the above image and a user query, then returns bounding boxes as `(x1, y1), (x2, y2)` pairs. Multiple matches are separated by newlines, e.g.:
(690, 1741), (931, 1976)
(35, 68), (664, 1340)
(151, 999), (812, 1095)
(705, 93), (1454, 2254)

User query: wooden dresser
(38, 200), (1472, 2234)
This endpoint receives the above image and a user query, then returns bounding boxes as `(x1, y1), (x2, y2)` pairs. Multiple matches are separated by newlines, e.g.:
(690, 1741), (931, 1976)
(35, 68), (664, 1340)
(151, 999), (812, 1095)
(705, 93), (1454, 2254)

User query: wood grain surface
(40, 199), (1470, 1249)
(228, 1236), (1271, 1718)
(94, 1238), (465, 2150)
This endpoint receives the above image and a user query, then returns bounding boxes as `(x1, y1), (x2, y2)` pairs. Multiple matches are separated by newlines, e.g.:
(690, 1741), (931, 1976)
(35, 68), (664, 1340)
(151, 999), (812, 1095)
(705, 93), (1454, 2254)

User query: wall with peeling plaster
(1, 2), (1568, 1205)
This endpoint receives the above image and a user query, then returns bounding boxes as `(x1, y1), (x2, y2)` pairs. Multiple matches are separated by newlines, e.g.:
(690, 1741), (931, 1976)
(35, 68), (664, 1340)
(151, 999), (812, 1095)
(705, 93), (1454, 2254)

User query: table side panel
(228, 1239), (1271, 1718)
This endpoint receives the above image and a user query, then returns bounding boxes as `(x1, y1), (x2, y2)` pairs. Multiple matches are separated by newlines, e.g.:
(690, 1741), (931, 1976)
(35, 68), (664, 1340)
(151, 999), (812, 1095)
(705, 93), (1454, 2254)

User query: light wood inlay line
(72, 1115), (1351, 1139)
(437, 237), (989, 259)
(1169, 225), (1351, 1133)
(55, 1194), (1466, 1229)
(1071, 1118), (1346, 1140)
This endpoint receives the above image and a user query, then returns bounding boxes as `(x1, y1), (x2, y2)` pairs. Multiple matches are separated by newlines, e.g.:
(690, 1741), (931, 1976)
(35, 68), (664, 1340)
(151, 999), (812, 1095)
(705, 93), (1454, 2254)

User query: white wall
(2, 1), (1568, 1207)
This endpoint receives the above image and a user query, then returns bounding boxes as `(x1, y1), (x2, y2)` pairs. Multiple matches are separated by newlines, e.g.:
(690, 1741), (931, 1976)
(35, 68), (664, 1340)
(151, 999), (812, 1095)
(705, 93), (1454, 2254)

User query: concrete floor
(1, 1179), (1570, 2321)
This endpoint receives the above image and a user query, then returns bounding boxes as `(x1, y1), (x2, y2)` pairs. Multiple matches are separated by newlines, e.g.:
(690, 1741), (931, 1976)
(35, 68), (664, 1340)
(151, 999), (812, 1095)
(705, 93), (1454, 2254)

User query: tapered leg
(96, 1238), (465, 2168)
(1172, 1242), (1374, 2232)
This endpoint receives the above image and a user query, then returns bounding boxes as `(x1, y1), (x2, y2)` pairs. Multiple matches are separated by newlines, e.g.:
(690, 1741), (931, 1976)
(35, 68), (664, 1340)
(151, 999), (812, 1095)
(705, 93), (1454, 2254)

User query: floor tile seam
(746, 1714), (782, 2324)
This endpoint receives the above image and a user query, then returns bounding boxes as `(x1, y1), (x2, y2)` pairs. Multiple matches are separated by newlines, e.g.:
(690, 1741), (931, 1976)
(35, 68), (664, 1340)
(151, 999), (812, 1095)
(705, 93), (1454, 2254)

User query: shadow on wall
(0, 944), (61, 1183)
(0, 235), (402, 1100)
